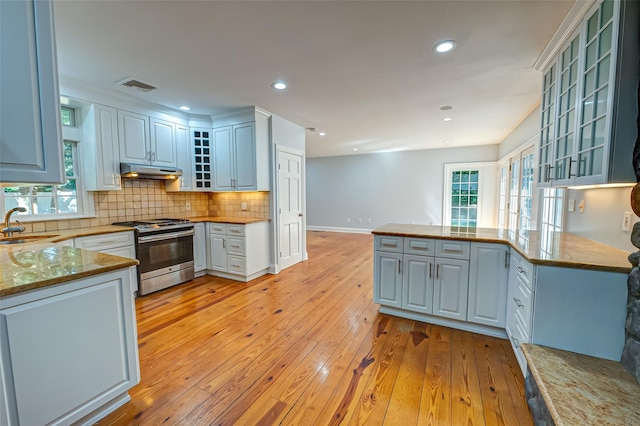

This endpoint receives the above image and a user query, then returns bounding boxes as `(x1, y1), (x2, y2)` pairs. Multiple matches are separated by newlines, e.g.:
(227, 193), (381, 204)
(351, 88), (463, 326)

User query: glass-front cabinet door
(537, 0), (638, 187)
(576, 0), (614, 182)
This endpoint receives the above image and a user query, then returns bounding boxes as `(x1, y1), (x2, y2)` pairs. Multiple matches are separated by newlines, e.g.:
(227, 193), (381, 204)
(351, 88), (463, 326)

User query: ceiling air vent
(117, 77), (157, 93)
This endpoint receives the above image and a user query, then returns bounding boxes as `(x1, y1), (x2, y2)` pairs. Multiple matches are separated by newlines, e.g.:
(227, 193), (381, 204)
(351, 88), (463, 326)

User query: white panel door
(150, 118), (176, 166)
(209, 234), (228, 272)
(118, 110), (149, 164)
(433, 258), (469, 320)
(402, 254), (434, 314)
(374, 252), (403, 308)
(233, 123), (257, 190)
(468, 243), (509, 327)
(213, 126), (234, 190)
(278, 150), (303, 269)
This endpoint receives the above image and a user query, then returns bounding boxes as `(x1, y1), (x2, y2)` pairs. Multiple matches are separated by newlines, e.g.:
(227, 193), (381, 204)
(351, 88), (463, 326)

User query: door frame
(271, 144), (306, 274)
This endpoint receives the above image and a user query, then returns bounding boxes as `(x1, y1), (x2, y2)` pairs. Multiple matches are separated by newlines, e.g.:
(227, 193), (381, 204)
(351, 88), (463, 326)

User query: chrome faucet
(2, 207), (26, 237)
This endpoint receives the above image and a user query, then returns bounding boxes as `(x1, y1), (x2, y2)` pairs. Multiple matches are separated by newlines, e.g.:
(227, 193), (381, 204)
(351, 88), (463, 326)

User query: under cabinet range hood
(120, 163), (182, 180)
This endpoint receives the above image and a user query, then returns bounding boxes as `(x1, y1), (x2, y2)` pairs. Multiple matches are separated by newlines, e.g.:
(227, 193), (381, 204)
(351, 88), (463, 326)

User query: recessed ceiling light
(319, 132), (326, 136)
(353, 148), (359, 151)
(442, 117), (453, 122)
(179, 106), (191, 111)
(271, 81), (287, 90)
(434, 40), (457, 53)
(444, 140), (452, 145)
(440, 105), (453, 111)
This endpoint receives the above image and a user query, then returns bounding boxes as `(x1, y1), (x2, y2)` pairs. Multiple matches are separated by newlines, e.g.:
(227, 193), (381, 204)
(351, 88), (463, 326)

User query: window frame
(443, 162), (497, 228)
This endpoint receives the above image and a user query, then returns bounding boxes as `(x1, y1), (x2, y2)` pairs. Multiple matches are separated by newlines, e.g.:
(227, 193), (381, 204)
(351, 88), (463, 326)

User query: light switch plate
(623, 212), (633, 231)
(568, 199), (576, 212)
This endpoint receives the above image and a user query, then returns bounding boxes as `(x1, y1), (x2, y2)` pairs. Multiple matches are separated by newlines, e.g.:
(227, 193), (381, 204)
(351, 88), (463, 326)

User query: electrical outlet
(623, 212), (633, 231)
(346, 218), (350, 223)
(241, 202), (247, 211)
(358, 218), (362, 223)
(185, 202), (191, 211)
(367, 218), (371, 224)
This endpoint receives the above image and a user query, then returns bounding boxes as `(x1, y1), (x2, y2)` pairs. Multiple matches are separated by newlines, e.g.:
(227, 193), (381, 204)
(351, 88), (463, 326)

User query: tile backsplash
(209, 191), (270, 219)
(22, 180), (270, 233)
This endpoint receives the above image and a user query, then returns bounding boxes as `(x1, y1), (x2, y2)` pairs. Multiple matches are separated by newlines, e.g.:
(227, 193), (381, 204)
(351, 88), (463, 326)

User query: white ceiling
(53, 0), (574, 158)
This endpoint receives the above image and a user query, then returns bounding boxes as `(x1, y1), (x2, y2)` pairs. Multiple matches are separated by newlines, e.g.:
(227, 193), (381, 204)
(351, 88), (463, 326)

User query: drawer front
(208, 223), (227, 234)
(227, 225), (245, 237)
(513, 276), (534, 335)
(404, 238), (435, 256)
(228, 236), (246, 256)
(228, 255), (247, 274)
(75, 231), (134, 251)
(375, 235), (403, 253)
(511, 250), (533, 289)
(510, 315), (529, 376)
(435, 240), (470, 260)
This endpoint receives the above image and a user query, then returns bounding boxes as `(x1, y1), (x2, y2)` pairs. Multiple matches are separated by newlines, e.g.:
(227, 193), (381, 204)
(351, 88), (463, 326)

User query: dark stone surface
(631, 223), (640, 249)
(627, 298), (640, 340)
(629, 252), (640, 267)
(628, 267), (640, 297)
(621, 337), (640, 383)
(525, 370), (556, 426)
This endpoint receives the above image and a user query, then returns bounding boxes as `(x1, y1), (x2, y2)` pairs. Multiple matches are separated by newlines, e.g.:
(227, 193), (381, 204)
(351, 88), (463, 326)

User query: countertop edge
(521, 344), (562, 424)
(371, 228), (631, 273)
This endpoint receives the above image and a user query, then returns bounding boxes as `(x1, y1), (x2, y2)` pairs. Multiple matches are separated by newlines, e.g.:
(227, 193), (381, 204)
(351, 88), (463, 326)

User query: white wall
(498, 107), (540, 159)
(306, 145), (498, 232)
(564, 186), (637, 252)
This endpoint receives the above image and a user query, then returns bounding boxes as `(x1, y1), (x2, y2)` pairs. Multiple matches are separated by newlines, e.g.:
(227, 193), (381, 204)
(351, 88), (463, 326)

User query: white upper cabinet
(166, 124), (193, 192)
(80, 104), (121, 191)
(150, 118), (176, 167)
(211, 107), (270, 192)
(118, 110), (150, 164)
(0, 0), (64, 184)
(118, 110), (177, 167)
(537, 0), (639, 187)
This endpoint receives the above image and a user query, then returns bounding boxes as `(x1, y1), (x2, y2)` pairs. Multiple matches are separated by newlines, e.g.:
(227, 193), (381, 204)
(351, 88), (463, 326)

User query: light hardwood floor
(99, 231), (532, 426)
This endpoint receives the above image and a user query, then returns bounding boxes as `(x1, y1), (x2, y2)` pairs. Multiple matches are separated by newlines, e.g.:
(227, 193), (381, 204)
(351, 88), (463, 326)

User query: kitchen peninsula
(372, 223), (630, 374)
(0, 231), (140, 425)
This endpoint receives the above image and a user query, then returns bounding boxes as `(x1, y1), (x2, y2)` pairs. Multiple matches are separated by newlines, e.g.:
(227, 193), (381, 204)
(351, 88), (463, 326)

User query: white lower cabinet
(433, 257), (469, 321)
(373, 251), (402, 308)
(467, 243), (509, 327)
(193, 222), (207, 275)
(0, 268), (140, 426)
(74, 231), (138, 293)
(402, 254), (434, 314)
(206, 222), (270, 281)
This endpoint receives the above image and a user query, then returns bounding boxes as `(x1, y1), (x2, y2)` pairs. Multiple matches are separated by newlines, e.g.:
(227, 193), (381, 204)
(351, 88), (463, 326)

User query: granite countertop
(372, 223), (631, 273)
(522, 344), (640, 425)
(188, 216), (269, 224)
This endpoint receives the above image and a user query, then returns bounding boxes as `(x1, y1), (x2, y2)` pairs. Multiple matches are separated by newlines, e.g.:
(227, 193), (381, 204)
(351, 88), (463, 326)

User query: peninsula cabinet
(537, 0), (639, 187)
(467, 242), (509, 327)
(0, 0), (65, 184)
(79, 104), (121, 191)
(505, 249), (627, 376)
(0, 268), (140, 426)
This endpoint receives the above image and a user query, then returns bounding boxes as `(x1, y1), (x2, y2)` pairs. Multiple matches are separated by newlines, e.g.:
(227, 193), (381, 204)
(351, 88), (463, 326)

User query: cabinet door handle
(429, 262), (433, 278)
(513, 297), (524, 308)
(568, 159), (577, 178)
(397, 259), (401, 274)
(223, 239), (226, 248)
(505, 251), (509, 268)
(436, 264), (440, 280)
(515, 266), (526, 275)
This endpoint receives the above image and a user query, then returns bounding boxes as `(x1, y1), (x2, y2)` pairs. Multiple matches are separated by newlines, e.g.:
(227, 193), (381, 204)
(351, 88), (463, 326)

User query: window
(2, 141), (82, 216)
(540, 187), (565, 233)
(500, 144), (536, 232)
(450, 170), (479, 228)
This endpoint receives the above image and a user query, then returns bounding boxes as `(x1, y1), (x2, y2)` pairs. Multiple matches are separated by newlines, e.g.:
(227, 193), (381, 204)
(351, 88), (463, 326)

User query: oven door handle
(138, 229), (194, 243)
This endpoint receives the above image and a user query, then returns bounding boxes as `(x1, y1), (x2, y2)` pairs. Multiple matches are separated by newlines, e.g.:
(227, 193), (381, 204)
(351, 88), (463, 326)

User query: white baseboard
(307, 225), (373, 234)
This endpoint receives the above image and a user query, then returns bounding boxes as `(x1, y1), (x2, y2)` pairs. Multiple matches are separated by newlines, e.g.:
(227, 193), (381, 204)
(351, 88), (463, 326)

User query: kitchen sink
(0, 235), (56, 245)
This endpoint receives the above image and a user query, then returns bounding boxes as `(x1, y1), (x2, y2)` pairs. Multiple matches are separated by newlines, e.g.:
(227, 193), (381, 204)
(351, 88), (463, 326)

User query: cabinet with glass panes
(192, 128), (213, 190)
(537, 0), (639, 187)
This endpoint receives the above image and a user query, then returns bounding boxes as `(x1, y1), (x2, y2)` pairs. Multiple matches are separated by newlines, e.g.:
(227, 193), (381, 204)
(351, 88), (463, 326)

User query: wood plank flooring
(98, 231), (532, 426)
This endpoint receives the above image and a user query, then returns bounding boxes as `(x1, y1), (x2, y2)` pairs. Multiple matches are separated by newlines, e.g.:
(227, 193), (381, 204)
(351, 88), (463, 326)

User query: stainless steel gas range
(113, 218), (194, 296)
